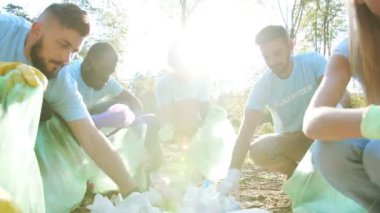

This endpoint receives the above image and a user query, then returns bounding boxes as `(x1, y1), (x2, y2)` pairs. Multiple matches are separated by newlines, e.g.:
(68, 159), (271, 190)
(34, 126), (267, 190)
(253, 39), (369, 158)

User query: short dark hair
(255, 25), (288, 45)
(40, 3), (90, 36)
(86, 42), (118, 62)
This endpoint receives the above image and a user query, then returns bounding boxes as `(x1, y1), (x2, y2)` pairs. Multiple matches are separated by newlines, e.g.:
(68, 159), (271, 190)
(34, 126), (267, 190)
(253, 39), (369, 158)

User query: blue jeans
(312, 138), (380, 212)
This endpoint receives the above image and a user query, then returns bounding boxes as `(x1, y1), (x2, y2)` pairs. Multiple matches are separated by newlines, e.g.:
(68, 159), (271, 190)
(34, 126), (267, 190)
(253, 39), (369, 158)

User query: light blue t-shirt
(0, 14), (30, 64)
(0, 14), (90, 122)
(44, 69), (90, 121)
(247, 52), (326, 133)
(155, 73), (211, 107)
(334, 37), (349, 58)
(334, 37), (363, 82)
(62, 60), (124, 110)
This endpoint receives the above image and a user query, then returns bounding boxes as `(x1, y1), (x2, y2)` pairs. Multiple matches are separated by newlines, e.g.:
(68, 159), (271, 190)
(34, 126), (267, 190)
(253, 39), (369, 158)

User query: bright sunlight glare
(0, 0), (285, 93)
(175, 0), (284, 91)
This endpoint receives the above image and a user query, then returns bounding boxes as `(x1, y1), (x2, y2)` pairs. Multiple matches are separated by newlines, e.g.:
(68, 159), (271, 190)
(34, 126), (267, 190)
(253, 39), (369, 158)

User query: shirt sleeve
(0, 15), (7, 41)
(309, 52), (327, 80)
(246, 73), (270, 110)
(104, 77), (124, 97)
(333, 37), (349, 59)
(45, 68), (90, 122)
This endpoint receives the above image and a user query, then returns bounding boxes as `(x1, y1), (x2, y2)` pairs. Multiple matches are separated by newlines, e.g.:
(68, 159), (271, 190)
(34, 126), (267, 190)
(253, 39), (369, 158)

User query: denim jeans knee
(363, 140), (380, 187)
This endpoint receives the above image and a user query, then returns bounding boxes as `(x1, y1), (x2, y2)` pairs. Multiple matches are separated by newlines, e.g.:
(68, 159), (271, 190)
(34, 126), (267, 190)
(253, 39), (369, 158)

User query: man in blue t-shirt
(218, 25), (348, 195)
(61, 43), (142, 128)
(0, 3), (137, 197)
(63, 42), (163, 171)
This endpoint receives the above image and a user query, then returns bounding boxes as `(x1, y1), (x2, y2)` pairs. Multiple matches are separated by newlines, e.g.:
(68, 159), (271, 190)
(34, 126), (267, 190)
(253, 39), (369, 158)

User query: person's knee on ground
(363, 140), (380, 187)
(312, 139), (380, 210)
(312, 140), (364, 185)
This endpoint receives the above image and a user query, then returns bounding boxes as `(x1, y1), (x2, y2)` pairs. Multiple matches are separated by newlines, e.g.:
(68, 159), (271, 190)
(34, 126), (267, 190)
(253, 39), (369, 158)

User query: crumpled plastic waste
(87, 193), (163, 213)
(88, 185), (269, 213)
(179, 185), (240, 213)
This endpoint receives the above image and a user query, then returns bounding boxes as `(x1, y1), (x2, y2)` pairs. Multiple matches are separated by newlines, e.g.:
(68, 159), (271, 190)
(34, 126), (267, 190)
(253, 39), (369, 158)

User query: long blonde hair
(348, 0), (380, 104)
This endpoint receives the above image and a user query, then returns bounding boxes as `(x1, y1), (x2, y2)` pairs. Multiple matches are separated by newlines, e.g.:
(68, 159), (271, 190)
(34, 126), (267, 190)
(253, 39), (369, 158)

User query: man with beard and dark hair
(217, 25), (331, 196)
(0, 2), (138, 201)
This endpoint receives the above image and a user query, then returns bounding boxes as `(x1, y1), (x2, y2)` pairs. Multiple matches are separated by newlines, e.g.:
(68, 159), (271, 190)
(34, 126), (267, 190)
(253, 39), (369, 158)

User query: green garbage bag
(0, 69), (46, 213)
(184, 105), (236, 181)
(89, 122), (149, 193)
(282, 145), (365, 213)
(35, 115), (92, 213)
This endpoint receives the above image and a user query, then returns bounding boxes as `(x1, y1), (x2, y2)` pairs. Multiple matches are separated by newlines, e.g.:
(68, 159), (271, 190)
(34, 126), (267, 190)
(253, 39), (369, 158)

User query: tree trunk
(181, 0), (187, 28)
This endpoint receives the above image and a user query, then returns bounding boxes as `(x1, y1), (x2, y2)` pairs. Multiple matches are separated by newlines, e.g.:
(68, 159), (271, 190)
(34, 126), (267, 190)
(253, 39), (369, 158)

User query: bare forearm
(83, 132), (136, 194)
(303, 107), (365, 141)
(230, 109), (261, 169)
(230, 132), (254, 169)
(126, 96), (142, 113)
(117, 91), (143, 114)
(69, 120), (137, 195)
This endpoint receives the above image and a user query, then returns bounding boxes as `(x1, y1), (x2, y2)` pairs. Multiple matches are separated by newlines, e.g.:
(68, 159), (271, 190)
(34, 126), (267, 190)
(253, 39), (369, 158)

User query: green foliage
(3, 4), (34, 22)
(216, 89), (273, 132)
(158, 0), (205, 27)
(350, 93), (367, 108)
(255, 122), (275, 135)
(300, 0), (347, 56)
(216, 90), (249, 130)
(276, 0), (312, 40)
(121, 72), (159, 113)
(273, 0), (347, 54)
(63, 0), (94, 11)
(63, 0), (129, 58)
(91, 7), (129, 53)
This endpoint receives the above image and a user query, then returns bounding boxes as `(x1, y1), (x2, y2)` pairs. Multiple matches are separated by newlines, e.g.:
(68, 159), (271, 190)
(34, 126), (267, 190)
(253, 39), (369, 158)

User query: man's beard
(30, 39), (63, 79)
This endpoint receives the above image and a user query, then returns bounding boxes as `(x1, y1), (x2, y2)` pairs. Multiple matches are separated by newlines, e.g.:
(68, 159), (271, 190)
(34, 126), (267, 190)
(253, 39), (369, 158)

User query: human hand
(361, 105), (380, 139)
(217, 168), (241, 197)
(119, 179), (139, 198)
(0, 62), (47, 107)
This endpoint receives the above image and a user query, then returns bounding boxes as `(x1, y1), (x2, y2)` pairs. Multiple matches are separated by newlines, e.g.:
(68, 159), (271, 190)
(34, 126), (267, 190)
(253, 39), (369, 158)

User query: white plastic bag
(179, 185), (240, 213)
(88, 193), (163, 213)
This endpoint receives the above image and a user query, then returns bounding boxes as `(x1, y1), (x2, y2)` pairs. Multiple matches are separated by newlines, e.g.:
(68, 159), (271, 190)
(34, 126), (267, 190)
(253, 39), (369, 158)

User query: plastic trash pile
(88, 182), (269, 213)
(88, 193), (162, 213)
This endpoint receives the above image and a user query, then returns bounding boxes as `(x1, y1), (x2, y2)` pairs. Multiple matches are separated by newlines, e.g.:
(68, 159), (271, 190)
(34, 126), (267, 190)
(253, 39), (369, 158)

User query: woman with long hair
(303, 0), (380, 211)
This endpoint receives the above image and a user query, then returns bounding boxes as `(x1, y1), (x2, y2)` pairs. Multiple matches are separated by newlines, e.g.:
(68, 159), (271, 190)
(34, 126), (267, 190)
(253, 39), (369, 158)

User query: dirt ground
(239, 161), (292, 212)
(72, 144), (292, 212)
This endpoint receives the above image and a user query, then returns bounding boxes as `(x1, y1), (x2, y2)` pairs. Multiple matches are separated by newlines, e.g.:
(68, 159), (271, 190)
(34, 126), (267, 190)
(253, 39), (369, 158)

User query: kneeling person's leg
(249, 132), (312, 176)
